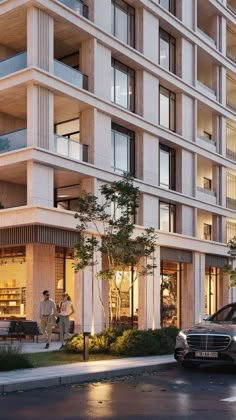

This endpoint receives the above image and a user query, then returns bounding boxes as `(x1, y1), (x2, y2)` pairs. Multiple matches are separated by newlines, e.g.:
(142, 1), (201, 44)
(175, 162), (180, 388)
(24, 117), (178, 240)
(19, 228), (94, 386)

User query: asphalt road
(1, 364), (236, 419)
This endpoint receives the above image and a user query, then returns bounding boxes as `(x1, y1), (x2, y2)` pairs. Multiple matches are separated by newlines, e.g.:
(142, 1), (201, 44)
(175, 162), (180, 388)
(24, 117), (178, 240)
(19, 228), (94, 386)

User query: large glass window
(111, 123), (135, 174)
(111, 0), (135, 47)
(159, 29), (176, 73)
(110, 269), (138, 328)
(111, 58), (135, 112)
(159, 202), (176, 232)
(159, 143), (176, 190)
(160, 261), (181, 328)
(205, 267), (219, 315)
(159, 0), (176, 15)
(0, 247), (26, 318)
(159, 86), (176, 131)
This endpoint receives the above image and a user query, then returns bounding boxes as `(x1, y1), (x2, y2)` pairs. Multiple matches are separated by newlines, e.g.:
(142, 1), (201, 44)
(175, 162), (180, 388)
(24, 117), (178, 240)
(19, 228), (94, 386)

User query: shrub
(110, 327), (179, 357)
(64, 326), (179, 357)
(0, 344), (33, 371)
(65, 328), (125, 354)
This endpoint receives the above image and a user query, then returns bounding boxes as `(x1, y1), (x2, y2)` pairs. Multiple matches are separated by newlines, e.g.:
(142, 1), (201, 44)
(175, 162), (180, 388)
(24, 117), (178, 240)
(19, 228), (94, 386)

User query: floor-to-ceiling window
(0, 246), (26, 318)
(160, 261), (181, 327)
(55, 247), (74, 314)
(205, 266), (219, 315)
(159, 28), (176, 73)
(159, 143), (176, 190)
(111, 123), (135, 174)
(159, 86), (176, 131)
(111, 0), (135, 47)
(110, 268), (138, 327)
(159, 201), (176, 232)
(111, 58), (135, 112)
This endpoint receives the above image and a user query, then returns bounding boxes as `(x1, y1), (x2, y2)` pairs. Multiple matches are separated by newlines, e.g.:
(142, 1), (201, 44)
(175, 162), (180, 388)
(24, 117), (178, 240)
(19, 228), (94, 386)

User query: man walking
(40, 290), (57, 349)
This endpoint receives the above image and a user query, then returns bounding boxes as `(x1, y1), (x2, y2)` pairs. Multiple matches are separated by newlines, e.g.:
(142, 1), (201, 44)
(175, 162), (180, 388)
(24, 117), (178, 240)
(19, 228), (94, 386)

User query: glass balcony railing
(226, 148), (236, 161)
(227, 2), (236, 15)
(227, 99), (236, 112)
(0, 128), (27, 153)
(54, 135), (88, 162)
(0, 52), (27, 78)
(54, 60), (88, 90)
(197, 28), (216, 46)
(58, 0), (88, 18)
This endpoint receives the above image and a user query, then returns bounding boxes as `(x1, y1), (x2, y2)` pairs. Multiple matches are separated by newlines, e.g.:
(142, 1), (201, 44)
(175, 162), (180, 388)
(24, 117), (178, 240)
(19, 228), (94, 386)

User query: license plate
(195, 351), (218, 358)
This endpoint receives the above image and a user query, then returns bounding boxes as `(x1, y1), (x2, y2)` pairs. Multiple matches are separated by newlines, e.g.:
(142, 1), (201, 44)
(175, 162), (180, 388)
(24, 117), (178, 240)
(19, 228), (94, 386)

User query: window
(111, 58), (135, 112)
(159, 143), (175, 190)
(159, 0), (176, 15)
(159, 29), (176, 73)
(111, 0), (135, 47)
(203, 177), (212, 191)
(159, 86), (176, 131)
(111, 123), (135, 174)
(204, 223), (212, 240)
(160, 261), (181, 328)
(159, 202), (176, 232)
(205, 267), (219, 315)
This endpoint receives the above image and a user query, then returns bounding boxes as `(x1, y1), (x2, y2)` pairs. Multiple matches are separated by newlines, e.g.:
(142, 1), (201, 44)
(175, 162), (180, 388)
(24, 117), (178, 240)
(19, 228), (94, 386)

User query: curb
(1, 361), (176, 393)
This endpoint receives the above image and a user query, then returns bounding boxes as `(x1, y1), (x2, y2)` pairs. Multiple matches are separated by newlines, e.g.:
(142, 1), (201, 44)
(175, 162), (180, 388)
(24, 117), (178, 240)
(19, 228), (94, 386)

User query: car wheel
(181, 362), (200, 369)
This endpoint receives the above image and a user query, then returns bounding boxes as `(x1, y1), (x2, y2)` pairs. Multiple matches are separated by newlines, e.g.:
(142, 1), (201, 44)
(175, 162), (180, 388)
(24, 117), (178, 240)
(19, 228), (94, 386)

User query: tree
(224, 236), (236, 287)
(74, 174), (158, 327)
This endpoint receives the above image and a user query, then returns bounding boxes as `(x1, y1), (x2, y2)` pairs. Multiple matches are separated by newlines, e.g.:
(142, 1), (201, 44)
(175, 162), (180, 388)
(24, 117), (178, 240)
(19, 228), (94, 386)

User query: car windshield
(210, 305), (236, 322)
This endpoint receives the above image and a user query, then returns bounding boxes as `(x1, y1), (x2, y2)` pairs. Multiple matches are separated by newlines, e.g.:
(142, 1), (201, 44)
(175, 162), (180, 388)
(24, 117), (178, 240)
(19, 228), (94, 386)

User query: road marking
(221, 397), (236, 402)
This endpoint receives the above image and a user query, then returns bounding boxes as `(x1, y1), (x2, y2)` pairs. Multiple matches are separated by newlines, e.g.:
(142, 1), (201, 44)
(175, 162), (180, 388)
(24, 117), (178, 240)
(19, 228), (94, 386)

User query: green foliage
(65, 328), (125, 354)
(64, 327), (179, 357)
(0, 345), (33, 371)
(110, 327), (179, 357)
(224, 264), (236, 287)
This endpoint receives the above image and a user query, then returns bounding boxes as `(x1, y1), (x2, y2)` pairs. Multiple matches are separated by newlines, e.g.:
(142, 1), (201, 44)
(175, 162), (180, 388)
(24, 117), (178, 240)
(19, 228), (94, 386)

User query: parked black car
(175, 302), (236, 367)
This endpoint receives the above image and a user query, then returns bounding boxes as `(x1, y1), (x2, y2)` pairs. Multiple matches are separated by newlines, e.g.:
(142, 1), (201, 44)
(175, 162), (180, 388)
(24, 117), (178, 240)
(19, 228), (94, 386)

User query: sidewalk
(0, 342), (176, 393)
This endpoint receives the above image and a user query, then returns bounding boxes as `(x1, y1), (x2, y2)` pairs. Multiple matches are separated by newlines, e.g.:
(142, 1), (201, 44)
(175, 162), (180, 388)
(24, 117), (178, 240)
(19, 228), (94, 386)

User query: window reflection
(159, 0), (176, 15)
(159, 29), (176, 73)
(161, 261), (181, 328)
(159, 86), (176, 131)
(159, 143), (176, 190)
(205, 267), (219, 315)
(159, 201), (176, 232)
(111, 123), (135, 174)
(111, 59), (135, 112)
(111, 0), (135, 47)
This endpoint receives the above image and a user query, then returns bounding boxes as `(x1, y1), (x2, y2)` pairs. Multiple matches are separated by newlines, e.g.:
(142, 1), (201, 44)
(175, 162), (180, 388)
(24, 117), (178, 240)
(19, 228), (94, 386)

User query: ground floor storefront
(0, 227), (231, 332)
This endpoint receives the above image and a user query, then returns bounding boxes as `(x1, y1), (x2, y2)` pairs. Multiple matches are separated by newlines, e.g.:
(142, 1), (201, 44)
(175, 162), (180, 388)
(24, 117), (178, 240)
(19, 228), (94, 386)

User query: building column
(74, 238), (103, 334)
(193, 252), (205, 323)
(27, 161), (54, 206)
(27, 6), (54, 72)
(181, 263), (194, 328)
(139, 247), (160, 330)
(26, 243), (55, 322)
(81, 108), (111, 170)
(27, 85), (54, 150)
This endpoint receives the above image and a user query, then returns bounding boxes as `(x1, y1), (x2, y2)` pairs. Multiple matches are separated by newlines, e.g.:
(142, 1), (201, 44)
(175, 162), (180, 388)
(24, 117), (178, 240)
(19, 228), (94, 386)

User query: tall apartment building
(0, 0), (236, 332)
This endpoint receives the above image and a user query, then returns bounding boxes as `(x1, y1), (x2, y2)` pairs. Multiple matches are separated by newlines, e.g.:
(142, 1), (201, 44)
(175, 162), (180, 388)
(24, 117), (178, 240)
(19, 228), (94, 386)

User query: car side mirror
(232, 317), (236, 324)
(203, 314), (211, 321)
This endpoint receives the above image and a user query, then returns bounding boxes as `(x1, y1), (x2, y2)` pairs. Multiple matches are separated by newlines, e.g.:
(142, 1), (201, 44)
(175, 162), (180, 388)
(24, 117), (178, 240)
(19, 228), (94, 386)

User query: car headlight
(233, 336), (236, 342)
(177, 331), (187, 340)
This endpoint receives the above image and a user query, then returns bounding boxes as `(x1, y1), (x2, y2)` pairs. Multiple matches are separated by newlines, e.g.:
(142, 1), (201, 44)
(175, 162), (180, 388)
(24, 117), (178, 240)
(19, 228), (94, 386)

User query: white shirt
(40, 298), (57, 318)
(60, 300), (74, 317)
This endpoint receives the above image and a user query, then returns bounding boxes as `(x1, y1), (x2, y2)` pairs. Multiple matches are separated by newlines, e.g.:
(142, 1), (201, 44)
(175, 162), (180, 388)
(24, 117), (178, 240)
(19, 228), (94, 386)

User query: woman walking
(59, 293), (74, 348)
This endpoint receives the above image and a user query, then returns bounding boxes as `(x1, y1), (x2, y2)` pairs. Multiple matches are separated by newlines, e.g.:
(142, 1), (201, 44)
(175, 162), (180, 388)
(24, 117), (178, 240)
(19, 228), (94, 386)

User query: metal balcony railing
(54, 135), (88, 162)
(0, 52), (27, 78)
(58, 0), (88, 18)
(54, 60), (88, 89)
(0, 129), (27, 153)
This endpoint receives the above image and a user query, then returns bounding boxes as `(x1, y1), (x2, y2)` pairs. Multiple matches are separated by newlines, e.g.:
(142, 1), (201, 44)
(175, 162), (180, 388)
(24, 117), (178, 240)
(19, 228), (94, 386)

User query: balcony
(197, 186), (216, 205)
(58, 0), (88, 18)
(54, 60), (88, 89)
(227, 148), (236, 161)
(0, 52), (27, 78)
(54, 135), (88, 162)
(197, 133), (216, 151)
(197, 81), (216, 99)
(227, 1), (236, 15)
(197, 27), (216, 47)
(227, 197), (236, 211)
(0, 129), (27, 153)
